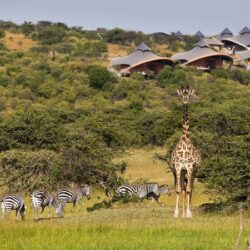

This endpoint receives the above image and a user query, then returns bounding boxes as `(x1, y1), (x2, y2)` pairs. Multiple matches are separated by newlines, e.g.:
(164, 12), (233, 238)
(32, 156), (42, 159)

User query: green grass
(0, 148), (249, 250)
(1, 204), (249, 250)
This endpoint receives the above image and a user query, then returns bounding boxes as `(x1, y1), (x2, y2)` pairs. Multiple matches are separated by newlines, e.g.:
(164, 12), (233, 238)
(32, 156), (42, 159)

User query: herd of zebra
(0, 183), (170, 221)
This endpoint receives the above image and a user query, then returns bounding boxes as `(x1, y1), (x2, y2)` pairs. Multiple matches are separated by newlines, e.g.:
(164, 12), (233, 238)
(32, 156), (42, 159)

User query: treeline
(0, 20), (199, 53)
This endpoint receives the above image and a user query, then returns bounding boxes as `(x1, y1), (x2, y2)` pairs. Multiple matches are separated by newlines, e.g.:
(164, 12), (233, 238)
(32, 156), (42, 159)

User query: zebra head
(53, 197), (64, 218)
(159, 185), (171, 196)
(55, 203), (64, 218)
(81, 185), (91, 200)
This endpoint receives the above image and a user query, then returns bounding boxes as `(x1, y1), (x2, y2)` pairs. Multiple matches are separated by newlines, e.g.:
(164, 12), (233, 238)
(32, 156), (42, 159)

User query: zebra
(31, 191), (64, 220)
(1, 194), (26, 220)
(57, 185), (91, 209)
(116, 183), (171, 202)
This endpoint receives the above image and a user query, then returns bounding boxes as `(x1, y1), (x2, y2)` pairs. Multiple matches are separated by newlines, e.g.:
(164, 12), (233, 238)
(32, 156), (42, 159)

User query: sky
(0, 0), (249, 35)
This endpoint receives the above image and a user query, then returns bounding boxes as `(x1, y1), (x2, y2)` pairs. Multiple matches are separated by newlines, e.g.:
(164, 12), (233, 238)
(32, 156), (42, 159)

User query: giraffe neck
(182, 104), (190, 137)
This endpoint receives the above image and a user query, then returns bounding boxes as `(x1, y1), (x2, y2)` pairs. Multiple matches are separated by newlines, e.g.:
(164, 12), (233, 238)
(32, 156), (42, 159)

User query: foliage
(0, 107), (65, 151)
(85, 64), (112, 89)
(37, 26), (67, 45)
(73, 40), (107, 57)
(0, 30), (5, 39)
(21, 22), (35, 37)
(157, 66), (194, 86)
(211, 68), (250, 85)
(0, 21), (249, 209)
(0, 149), (63, 191)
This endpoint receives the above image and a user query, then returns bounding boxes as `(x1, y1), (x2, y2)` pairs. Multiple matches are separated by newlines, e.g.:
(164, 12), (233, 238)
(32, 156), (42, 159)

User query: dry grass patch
(108, 43), (130, 57)
(2, 32), (37, 51)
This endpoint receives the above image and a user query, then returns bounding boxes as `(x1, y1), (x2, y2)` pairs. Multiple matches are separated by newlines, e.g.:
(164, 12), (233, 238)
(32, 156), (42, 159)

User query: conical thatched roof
(194, 31), (204, 37)
(221, 28), (233, 36)
(221, 26), (250, 50)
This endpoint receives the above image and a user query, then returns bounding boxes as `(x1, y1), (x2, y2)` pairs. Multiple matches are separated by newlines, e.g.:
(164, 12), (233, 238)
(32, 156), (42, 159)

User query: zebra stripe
(1, 194), (25, 220)
(117, 184), (159, 198)
(57, 185), (91, 207)
(31, 191), (63, 219)
(117, 184), (170, 201)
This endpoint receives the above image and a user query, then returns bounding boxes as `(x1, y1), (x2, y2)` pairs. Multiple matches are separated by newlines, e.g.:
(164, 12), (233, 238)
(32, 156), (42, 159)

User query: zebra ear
(177, 90), (181, 96)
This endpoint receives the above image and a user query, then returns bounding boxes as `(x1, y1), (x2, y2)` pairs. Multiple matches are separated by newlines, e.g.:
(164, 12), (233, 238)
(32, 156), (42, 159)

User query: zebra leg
(41, 207), (45, 219)
(34, 207), (38, 220)
(1, 204), (5, 220)
(47, 205), (51, 218)
(16, 210), (19, 220)
(77, 199), (83, 212)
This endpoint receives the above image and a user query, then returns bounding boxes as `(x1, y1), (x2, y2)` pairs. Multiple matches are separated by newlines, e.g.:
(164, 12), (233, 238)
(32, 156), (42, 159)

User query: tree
(0, 149), (63, 191)
(21, 22), (35, 37)
(37, 26), (67, 45)
(0, 107), (65, 151)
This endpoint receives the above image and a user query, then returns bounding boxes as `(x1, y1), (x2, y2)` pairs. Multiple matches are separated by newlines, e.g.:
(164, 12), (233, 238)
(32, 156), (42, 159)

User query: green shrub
(37, 26), (67, 45)
(85, 65), (112, 89)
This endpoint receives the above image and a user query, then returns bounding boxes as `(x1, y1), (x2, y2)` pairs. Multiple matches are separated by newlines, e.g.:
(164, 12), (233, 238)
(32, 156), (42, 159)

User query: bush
(0, 149), (63, 191)
(73, 40), (107, 57)
(0, 107), (65, 151)
(37, 26), (67, 45)
(85, 65), (112, 89)
(157, 66), (191, 87)
(0, 30), (5, 39)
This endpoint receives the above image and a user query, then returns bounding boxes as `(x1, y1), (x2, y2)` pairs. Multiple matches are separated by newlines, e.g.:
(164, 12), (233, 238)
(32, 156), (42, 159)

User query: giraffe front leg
(186, 193), (192, 219)
(182, 191), (186, 218)
(186, 169), (193, 219)
(174, 192), (179, 218)
(174, 169), (181, 218)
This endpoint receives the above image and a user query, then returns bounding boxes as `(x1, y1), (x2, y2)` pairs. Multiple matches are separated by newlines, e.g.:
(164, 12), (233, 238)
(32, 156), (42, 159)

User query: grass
(1, 32), (37, 51)
(107, 43), (130, 57)
(0, 148), (249, 249)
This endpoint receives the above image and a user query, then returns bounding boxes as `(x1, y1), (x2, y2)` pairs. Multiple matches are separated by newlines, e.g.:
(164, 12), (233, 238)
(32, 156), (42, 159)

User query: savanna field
(0, 22), (249, 249)
(1, 149), (250, 250)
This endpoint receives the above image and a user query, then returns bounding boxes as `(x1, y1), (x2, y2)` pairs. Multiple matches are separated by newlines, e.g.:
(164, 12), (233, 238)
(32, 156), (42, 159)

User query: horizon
(0, 0), (249, 36)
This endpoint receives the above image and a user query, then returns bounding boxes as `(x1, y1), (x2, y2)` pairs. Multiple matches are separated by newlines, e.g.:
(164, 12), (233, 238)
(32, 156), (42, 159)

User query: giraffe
(171, 86), (201, 219)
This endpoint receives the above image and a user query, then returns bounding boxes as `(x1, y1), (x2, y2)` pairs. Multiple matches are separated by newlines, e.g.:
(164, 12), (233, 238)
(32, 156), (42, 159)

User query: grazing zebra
(31, 191), (64, 220)
(1, 194), (26, 220)
(57, 185), (91, 209)
(116, 183), (170, 202)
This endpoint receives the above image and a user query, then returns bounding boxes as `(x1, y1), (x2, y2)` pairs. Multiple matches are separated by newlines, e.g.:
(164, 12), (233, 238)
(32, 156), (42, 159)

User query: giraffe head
(177, 86), (194, 105)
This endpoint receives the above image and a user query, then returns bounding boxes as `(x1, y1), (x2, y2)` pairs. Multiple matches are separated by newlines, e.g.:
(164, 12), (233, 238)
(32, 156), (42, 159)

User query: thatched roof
(220, 28), (233, 36)
(205, 37), (224, 46)
(194, 31), (204, 37)
(175, 31), (183, 37)
(171, 40), (232, 65)
(221, 27), (250, 50)
(111, 42), (173, 68)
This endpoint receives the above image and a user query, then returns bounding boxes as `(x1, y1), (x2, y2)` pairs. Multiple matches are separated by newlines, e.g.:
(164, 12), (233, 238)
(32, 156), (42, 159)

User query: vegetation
(0, 20), (249, 211)
(0, 148), (249, 250)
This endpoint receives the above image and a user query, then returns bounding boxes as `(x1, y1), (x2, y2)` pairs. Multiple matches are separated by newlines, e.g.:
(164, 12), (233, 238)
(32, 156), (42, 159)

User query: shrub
(0, 149), (63, 191)
(85, 65), (112, 89)
(37, 26), (67, 45)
